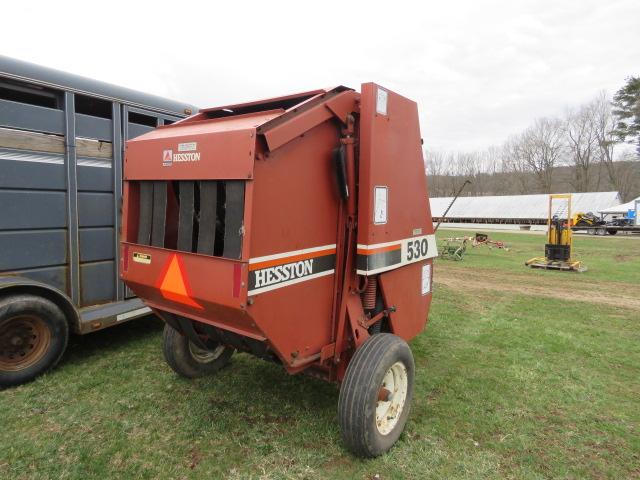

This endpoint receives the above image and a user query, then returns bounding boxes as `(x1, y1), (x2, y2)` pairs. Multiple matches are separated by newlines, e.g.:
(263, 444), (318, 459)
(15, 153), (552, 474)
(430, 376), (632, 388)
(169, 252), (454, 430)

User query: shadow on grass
(62, 314), (163, 366)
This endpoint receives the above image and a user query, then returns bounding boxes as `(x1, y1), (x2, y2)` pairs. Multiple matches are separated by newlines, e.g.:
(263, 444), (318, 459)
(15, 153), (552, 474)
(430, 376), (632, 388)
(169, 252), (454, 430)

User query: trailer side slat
(151, 181), (167, 247)
(177, 181), (195, 252)
(197, 181), (217, 255)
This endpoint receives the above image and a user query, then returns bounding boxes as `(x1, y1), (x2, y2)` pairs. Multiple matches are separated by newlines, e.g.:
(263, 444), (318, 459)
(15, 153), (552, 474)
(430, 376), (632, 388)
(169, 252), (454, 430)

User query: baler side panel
(124, 112), (272, 180)
(246, 121), (341, 367)
(357, 83), (434, 246)
(357, 83), (434, 338)
(378, 260), (433, 340)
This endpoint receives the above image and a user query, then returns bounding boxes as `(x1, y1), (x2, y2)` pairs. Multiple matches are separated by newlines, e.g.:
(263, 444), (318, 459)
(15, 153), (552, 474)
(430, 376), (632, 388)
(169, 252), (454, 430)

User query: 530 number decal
(406, 238), (429, 261)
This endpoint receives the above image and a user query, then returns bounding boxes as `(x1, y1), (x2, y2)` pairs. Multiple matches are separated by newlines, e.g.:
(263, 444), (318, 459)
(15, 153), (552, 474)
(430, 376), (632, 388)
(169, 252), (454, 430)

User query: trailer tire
(162, 324), (233, 378)
(0, 294), (69, 388)
(607, 229), (618, 235)
(338, 333), (415, 457)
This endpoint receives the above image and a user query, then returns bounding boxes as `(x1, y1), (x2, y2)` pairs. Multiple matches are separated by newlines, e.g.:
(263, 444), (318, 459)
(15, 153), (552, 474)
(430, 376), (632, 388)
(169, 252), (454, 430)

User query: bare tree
(518, 117), (564, 193)
(484, 145), (506, 194)
(423, 92), (640, 200)
(500, 136), (531, 194)
(565, 104), (599, 192)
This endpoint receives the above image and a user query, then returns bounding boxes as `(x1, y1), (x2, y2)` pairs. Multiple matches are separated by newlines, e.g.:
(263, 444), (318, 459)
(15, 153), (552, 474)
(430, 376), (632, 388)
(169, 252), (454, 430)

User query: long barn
(430, 192), (621, 230)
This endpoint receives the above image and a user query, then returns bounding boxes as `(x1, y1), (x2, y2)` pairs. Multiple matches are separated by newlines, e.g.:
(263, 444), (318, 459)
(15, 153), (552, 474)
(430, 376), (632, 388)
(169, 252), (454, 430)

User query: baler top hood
(125, 86), (354, 181)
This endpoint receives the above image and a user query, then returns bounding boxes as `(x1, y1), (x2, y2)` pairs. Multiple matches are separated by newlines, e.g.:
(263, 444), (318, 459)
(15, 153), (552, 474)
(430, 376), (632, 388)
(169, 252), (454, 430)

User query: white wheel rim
(375, 361), (409, 435)
(188, 342), (225, 364)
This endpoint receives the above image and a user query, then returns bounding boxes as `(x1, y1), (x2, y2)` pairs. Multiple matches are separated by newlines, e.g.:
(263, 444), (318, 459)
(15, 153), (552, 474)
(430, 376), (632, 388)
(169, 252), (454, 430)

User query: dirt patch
(435, 266), (640, 312)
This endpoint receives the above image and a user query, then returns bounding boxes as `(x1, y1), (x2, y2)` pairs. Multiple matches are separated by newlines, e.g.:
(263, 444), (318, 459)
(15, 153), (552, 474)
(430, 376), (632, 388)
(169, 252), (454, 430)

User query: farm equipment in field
(526, 194), (586, 272)
(120, 84), (437, 457)
(471, 233), (509, 251)
(439, 237), (469, 260)
(439, 233), (509, 261)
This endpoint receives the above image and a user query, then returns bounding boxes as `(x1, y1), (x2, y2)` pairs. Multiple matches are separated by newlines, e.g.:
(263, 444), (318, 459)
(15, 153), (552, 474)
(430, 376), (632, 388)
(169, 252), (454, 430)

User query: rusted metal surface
(0, 314), (51, 371)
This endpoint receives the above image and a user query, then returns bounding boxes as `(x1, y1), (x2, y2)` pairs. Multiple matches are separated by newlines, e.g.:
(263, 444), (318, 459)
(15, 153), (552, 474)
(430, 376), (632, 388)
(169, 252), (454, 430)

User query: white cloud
(2, 0), (639, 151)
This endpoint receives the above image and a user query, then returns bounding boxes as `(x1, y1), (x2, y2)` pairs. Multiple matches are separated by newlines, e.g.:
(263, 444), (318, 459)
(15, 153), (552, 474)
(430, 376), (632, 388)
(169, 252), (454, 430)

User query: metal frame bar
(112, 102), (124, 300)
(64, 92), (80, 304)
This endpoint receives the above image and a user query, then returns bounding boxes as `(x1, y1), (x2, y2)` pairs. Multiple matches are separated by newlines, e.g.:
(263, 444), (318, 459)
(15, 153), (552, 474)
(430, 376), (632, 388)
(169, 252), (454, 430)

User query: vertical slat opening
(177, 181), (194, 252)
(197, 181), (218, 255)
(151, 181), (167, 247)
(222, 181), (245, 259)
(137, 181), (153, 245)
(130, 179), (245, 259)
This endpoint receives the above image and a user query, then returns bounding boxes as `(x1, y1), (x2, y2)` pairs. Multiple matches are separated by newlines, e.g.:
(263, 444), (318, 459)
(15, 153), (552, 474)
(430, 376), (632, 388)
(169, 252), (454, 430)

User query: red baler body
(121, 83), (436, 382)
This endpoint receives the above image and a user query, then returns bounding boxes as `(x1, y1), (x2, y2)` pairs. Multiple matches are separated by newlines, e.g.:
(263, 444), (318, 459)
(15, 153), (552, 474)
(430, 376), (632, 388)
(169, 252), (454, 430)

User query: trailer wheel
(607, 229), (618, 235)
(0, 294), (69, 387)
(338, 333), (415, 457)
(162, 324), (233, 378)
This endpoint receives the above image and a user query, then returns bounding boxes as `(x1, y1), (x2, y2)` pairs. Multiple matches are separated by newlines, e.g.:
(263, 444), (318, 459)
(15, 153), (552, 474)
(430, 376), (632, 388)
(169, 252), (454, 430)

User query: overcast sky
(2, 0), (639, 151)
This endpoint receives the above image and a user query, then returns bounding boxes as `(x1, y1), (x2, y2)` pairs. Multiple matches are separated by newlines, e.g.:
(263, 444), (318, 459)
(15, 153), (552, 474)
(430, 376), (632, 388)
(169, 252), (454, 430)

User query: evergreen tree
(612, 76), (640, 155)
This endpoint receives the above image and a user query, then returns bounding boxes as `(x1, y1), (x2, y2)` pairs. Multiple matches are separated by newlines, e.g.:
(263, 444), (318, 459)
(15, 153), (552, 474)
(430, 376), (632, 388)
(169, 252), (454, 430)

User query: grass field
(1, 231), (639, 479)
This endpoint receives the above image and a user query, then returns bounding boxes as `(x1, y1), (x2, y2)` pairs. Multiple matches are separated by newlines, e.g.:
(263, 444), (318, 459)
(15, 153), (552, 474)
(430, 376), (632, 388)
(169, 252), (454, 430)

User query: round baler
(120, 83), (437, 457)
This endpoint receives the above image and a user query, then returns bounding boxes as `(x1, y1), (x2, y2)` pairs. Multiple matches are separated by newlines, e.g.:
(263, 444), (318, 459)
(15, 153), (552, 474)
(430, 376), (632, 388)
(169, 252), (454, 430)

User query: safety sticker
(157, 254), (202, 309)
(178, 142), (197, 152)
(133, 252), (151, 264)
(374, 186), (388, 224)
(421, 264), (431, 295)
(376, 87), (388, 116)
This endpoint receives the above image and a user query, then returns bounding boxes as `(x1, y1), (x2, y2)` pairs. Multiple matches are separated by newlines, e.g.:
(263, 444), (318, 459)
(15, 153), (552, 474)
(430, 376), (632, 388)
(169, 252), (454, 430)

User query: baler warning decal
(157, 254), (203, 309)
(356, 234), (438, 275)
(248, 244), (336, 295)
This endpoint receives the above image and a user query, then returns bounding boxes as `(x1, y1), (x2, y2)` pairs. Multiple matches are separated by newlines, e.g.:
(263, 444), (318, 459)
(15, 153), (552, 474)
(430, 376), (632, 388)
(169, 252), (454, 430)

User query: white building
(599, 196), (640, 218)
(430, 192), (621, 231)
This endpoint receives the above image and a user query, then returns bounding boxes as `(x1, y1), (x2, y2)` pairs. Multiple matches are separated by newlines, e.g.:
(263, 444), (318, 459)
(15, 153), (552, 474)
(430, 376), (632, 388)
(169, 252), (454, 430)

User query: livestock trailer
(0, 56), (196, 386)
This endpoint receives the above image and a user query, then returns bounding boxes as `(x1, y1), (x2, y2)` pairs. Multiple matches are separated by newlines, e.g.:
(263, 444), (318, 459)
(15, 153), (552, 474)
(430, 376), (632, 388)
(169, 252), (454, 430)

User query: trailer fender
(0, 276), (81, 334)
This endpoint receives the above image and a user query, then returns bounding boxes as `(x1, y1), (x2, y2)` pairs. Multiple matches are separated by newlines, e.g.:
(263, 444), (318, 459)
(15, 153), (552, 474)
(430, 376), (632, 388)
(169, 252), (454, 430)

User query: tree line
(425, 77), (640, 202)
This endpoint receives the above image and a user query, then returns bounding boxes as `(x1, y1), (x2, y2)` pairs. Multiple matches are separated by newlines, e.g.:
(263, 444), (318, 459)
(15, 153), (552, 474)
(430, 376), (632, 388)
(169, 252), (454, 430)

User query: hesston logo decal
(248, 245), (336, 295)
(162, 148), (201, 167)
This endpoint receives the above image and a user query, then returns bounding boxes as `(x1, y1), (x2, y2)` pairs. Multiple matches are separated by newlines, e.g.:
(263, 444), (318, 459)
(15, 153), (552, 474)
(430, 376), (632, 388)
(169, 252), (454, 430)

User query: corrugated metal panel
(430, 192), (621, 220)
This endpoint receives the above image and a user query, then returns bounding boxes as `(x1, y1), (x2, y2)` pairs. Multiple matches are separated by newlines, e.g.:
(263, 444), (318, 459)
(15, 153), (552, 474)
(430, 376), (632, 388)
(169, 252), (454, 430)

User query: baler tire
(0, 294), (69, 388)
(338, 333), (415, 457)
(162, 324), (233, 378)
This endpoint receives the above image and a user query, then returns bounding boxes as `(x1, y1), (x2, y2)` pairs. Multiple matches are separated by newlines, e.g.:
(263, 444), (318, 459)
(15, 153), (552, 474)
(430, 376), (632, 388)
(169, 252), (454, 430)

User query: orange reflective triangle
(158, 254), (203, 309)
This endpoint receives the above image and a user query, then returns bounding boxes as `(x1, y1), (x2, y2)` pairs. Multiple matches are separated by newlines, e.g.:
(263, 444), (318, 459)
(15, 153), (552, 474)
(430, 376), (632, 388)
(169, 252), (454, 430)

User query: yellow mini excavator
(525, 194), (587, 272)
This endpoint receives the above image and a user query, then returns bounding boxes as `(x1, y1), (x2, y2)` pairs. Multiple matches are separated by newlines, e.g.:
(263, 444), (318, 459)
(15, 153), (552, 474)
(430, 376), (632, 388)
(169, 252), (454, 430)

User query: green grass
(436, 228), (639, 283)
(1, 232), (639, 479)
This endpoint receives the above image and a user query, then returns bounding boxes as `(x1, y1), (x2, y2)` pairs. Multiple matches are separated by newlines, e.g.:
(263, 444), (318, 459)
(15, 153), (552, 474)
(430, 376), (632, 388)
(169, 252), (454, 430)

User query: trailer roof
(599, 196), (640, 214)
(430, 192), (621, 220)
(0, 55), (197, 117)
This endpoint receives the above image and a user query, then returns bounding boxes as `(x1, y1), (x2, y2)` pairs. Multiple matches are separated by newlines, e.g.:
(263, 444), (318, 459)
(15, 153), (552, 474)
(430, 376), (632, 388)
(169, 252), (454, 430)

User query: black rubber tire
(0, 294), (69, 388)
(338, 333), (415, 457)
(607, 230), (618, 235)
(162, 323), (234, 378)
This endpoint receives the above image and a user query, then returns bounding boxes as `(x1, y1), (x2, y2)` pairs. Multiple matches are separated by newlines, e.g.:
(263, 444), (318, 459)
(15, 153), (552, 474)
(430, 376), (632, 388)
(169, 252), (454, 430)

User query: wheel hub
(375, 361), (409, 435)
(188, 341), (226, 364)
(0, 315), (51, 371)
